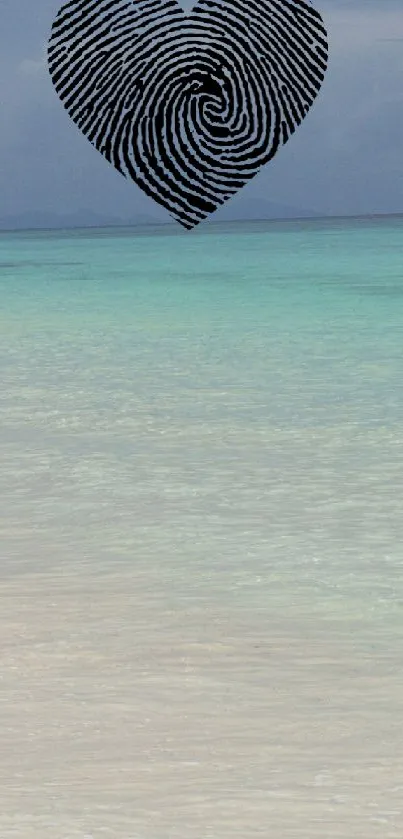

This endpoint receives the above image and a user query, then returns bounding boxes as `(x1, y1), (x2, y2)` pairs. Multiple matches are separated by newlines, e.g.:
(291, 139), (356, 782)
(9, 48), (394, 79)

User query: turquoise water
(1, 216), (403, 634)
(1, 216), (403, 838)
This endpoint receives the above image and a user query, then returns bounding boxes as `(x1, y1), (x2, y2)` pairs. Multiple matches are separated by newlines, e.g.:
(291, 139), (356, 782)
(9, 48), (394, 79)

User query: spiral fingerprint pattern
(48, 0), (328, 229)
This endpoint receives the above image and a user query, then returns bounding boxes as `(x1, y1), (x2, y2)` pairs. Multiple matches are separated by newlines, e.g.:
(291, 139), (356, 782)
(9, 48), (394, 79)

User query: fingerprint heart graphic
(48, 0), (328, 229)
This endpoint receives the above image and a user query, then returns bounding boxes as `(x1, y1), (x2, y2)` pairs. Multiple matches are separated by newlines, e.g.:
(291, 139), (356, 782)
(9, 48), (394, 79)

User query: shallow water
(1, 217), (403, 837)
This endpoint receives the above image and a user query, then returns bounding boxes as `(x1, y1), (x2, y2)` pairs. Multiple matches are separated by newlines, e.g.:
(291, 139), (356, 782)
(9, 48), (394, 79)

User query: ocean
(1, 216), (403, 837)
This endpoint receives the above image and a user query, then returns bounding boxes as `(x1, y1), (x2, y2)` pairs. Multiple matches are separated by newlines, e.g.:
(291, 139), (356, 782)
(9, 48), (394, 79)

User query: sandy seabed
(1, 565), (402, 839)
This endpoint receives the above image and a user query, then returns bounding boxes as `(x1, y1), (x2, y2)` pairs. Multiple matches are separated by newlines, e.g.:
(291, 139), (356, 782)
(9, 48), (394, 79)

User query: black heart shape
(48, 0), (328, 229)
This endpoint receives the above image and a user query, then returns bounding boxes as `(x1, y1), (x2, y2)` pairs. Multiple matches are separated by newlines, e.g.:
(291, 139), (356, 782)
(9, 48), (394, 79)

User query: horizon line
(0, 210), (402, 235)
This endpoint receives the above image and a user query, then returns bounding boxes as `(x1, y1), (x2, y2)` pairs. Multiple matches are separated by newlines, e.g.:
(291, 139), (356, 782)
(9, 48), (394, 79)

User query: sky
(1, 0), (403, 225)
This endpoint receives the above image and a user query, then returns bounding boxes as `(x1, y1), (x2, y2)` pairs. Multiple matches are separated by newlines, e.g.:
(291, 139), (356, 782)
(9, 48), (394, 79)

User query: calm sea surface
(0, 216), (403, 837)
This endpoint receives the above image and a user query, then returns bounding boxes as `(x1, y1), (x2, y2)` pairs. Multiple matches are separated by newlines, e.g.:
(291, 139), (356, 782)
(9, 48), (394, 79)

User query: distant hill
(214, 196), (320, 222)
(0, 208), (166, 231)
(0, 198), (321, 231)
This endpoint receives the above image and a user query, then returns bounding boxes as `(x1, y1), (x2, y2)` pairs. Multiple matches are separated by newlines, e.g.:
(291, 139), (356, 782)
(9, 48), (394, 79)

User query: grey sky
(1, 0), (403, 223)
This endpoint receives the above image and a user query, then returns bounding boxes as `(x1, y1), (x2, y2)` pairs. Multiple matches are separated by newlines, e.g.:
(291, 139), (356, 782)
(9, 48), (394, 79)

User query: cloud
(18, 56), (47, 77)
